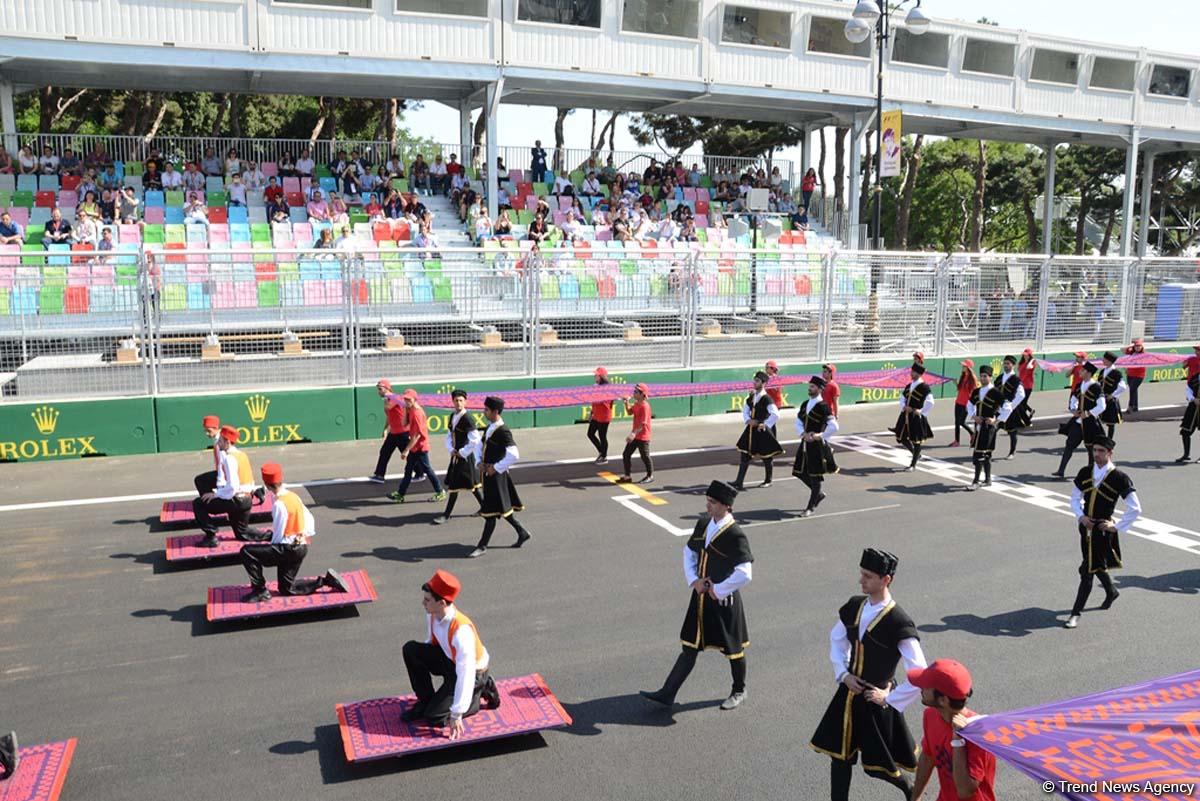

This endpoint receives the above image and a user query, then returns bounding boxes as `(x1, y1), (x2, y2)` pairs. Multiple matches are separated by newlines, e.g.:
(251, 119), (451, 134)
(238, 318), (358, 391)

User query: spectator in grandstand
(314, 228), (335, 249)
(242, 161), (265, 192)
(527, 212), (549, 245)
(530, 140), (548, 182)
(0, 211), (24, 245)
(0, 145), (12, 174)
(410, 154), (431, 196)
(413, 221), (440, 250)
(97, 225), (114, 253)
(553, 172), (574, 197)
(227, 173), (247, 207)
(143, 161), (163, 191)
(364, 194), (385, 222)
(359, 167), (380, 196)
(43, 207), (72, 247)
(626, 172), (641, 195)
(382, 152), (404, 179)
(270, 205), (290, 225)
(99, 189), (116, 224)
(778, 193), (797, 217)
(474, 209), (493, 242)
(329, 150), (360, 196)
(295, 149), (315, 178)
(430, 154), (449, 195)
(39, 145), (60, 175)
(560, 209), (584, 242)
(769, 166), (783, 190)
(679, 216), (698, 242)
(334, 225), (355, 251)
(711, 209), (728, 231)
(160, 161), (182, 190)
(611, 209), (633, 243)
(77, 171), (98, 200)
(58, 147), (82, 176)
(638, 187), (654, 211)
(200, 147), (222, 177)
(580, 171), (602, 198)
(77, 190), (100, 220)
(277, 151), (296, 177)
(643, 158), (662, 186)
(568, 195), (587, 220)
(496, 185), (512, 211)
(495, 156), (509, 182)
(531, 195), (549, 219)
(328, 192), (350, 225)
(224, 148), (243, 178)
(85, 143), (113, 172)
(446, 153), (464, 181)
(494, 209), (513, 237)
(17, 145), (37, 175)
(383, 189), (404, 220)
(184, 193), (209, 226)
(449, 170), (469, 207)
(180, 162), (203, 193)
(263, 176), (285, 218)
(688, 163), (701, 187)
(635, 210), (656, 241)
(671, 159), (685, 184)
(72, 210), (99, 247)
(144, 148), (165, 175)
(306, 190), (331, 223)
(656, 176), (676, 203)
(801, 168), (818, 211)
(601, 156), (618, 186)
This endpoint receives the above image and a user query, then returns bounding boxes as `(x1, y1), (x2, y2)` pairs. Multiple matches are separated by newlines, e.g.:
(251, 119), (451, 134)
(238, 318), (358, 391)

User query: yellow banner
(881, 110), (902, 177)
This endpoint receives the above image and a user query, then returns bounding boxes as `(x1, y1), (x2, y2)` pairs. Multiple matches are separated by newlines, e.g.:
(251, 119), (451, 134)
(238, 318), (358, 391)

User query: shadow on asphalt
(333, 512), (444, 528)
(111, 548), (240, 575)
(560, 692), (723, 735)
(1116, 570), (1200, 595)
(343, 543), (476, 563)
(918, 607), (1068, 637)
(866, 483), (951, 496)
(130, 603), (361, 636)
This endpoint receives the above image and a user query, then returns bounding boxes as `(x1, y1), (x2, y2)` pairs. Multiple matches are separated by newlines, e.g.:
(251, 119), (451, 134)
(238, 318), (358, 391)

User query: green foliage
(628, 114), (803, 160)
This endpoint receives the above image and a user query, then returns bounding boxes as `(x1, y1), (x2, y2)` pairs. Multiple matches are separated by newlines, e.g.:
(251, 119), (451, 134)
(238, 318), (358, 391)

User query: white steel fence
(2, 246), (1197, 401)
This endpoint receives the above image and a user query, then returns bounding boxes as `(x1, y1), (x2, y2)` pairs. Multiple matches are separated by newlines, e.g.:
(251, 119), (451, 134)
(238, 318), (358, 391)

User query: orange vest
(277, 490), (308, 544)
(431, 611), (486, 662)
(230, 449), (253, 488)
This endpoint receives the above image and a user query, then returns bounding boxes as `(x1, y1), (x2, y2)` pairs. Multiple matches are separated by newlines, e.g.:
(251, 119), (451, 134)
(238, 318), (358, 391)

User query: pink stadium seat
(90, 264), (115, 284)
(144, 206), (165, 224)
(261, 162), (278, 177)
(119, 224), (141, 243)
(524, 196), (538, 211)
(282, 177), (300, 193)
(8, 208), (29, 225)
(695, 215), (708, 228)
(58, 190), (78, 210)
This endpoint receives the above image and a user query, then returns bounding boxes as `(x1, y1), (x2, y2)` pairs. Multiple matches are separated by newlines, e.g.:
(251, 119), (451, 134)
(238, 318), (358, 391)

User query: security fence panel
(1129, 258), (1200, 345)
(1040, 256), (1132, 349)
(824, 252), (941, 361)
(941, 254), (1047, 355)
(0, 248), (151, 401)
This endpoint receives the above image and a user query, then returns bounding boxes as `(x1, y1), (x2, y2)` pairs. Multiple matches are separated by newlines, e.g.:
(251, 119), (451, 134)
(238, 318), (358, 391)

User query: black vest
(685, 517), (754, 586)
(996, 372), (1021, 402)
(451, 412), (476, 451)
(969, 385), (1003, 418)
(903, 381), (931, 412)
(1079, 381), (1103, 413)
(799, 399), (833, 434)
(1073, 466), (1135, 521)
(481, 424), (515, 464)
(837, 596), (919, 689)
(745, 392), (773, 423)
(1188, 374), (1200, 397)
(1101, 368), (1124, 396)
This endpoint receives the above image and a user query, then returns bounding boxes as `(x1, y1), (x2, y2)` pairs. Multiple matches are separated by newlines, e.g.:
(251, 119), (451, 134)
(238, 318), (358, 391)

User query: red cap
(1133, 338), (1143, 346)
(1023, 347), (1033, 356)
(202, 415), (220, 428)
(261, 462), (283, 485)
(822, 363), (837, 375)
(908, 659), (972, 701)
(219, 425), (239, 444)
(424, 569), (461, 603)
(402, 388), (418, 401)
(594, 366), (608, 378)
(912, 351), (925, 362)
(765, 360), (778, 370)
(1193, 344), (1200, 350)
(377, 379), (392, 391)
(961, 359), (974, 368)
(635, 383), (649, 396)
(1074, 350), (1087, 358)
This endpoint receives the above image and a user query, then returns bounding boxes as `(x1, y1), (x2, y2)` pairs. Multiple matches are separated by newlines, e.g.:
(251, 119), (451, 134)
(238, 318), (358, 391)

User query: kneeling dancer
(240, 462), (348, 602)
(0, 730), (17, 780)
(733, 370), (783, 489)
(470, 396), (532, 558)
(792, 375), (839, 516)
(811, 548), (927, 801)
(402, 569), (500, 738)
(641, 480), (752, 711)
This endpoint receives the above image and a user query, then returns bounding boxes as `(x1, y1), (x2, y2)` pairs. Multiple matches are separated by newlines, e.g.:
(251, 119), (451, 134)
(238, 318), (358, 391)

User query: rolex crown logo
(245, 394), (271, 424)
(32, 405), (60, 435)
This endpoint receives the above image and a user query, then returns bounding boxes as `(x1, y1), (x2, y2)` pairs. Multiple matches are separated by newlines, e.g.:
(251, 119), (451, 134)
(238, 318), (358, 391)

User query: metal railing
(2, 246), (1197, 401)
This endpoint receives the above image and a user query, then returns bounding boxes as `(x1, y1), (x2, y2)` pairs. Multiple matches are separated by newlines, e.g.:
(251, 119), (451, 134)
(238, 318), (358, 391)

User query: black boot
(1098, 572), (1120, 609)
(731, 459), (749, 491)
(0, 731), (17, 779)
(196, 534), (220, 548)
(640, 649), (697, 706)
(481, 675), (501, 710)
(400, 701), (428, 722)
(760, 460), (773, 488)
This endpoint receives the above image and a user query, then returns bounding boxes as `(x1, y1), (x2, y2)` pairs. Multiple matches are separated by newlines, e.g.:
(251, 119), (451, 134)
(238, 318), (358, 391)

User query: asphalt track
(2, 381), (1198, 801)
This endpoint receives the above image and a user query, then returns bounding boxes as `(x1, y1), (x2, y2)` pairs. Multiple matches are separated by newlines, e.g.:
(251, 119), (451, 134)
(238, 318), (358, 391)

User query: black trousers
(373, 432), (411, 478)
(241, 543), (323, 594)
(900, 441), (922, 467)
(402, 640), (487, 725)
(734, 453), (773, 485)
(194, 469), (217, 496)
(972, 452), (992, 483)
(623, 439), (653, 477)
(1057, 426), (1095, 475)
(194, 493), (251, 538)
(477, 514), (530, 549)
(830, 757), (911, 801)
(657, 646), (746, 701)
(796, 473), (825, 510)
(444, 489), (484, 518)
(397, 451), (443, 495)
(1128, 376), (1143, 411)
(587, 420), (610, 457)
(953, 404), (974, 443)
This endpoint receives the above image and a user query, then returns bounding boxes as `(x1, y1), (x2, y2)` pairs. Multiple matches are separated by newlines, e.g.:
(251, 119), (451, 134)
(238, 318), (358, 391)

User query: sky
(403, 0), (1200, 168)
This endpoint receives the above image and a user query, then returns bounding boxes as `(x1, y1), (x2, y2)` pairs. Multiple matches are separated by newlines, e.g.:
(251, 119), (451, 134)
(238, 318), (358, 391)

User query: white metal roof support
(1119, 128), (1140, 257)
(800, 126), (811, 180)
(459, 99), (473, 167)
(1136, 150), (1155, 257)
(0, 80), (16, 153)
(847, 116), (868, 248)
(485, 80), (502, 221)
(1043, 143), (1057, 256)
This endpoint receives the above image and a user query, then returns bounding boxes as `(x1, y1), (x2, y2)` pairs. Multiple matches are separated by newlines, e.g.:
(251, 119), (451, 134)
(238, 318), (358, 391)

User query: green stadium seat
(39, 285), (65, 314)
(257, 281), (280, 307)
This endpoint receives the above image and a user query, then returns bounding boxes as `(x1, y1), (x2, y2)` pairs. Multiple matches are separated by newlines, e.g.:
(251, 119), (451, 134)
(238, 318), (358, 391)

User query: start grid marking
(833, 434), (1200, 557)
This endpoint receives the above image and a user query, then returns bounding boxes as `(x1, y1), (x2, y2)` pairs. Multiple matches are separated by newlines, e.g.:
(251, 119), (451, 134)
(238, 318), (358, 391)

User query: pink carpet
(159, 495), (273, 525)
(0, 739), (76, 801)
(165, 531), (247, 562)
(336, 673), (572, 763)
(206, 569), (376, 622)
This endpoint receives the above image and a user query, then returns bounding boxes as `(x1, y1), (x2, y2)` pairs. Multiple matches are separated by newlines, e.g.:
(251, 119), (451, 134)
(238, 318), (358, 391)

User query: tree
(968, 139), (987, 251)
(628, 114), (804, 161)
(1055, 146), (1126, 255)
(894, 134), (924, 249)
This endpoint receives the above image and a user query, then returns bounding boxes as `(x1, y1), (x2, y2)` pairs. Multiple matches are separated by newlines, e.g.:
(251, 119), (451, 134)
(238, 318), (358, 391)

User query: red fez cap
(908, 659), (973, 701)
(424, 569), (461, 603)
(635, 383), (649, 396)
(219, 425), (239, 444)
(594, 366), (608, 378)
(377, 378), (392, 390)
(260, 462), (283, 485)
(765, 360), (778, 370)
(402, 388), (418, 401)
(202, 415), (220, 428)
(961, 359), (974, 368)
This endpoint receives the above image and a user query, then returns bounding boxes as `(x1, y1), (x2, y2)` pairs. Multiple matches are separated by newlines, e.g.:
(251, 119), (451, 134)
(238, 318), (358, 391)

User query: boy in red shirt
(821, 364), (841, 418)
(370, 379), (409, 483)
(588, 366), (615, 464)
(764, 360), (784, 411)
(1123, 338), (1146, 412)
(618, 383), (653, 484)
(909, 660), (996, 801)
(389, 388), (446, 503)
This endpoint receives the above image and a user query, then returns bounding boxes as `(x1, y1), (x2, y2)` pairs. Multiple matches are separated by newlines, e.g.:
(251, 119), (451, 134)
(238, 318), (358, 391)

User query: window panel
(274, 0), (372, 8)
(806, 16), (867, 58)
(722, 5), (792, 50)
(1149, 64), (1191, 98)
(1030, 48), (1080, 85)
(518, 0), (601, 28)
(1089, 57), (1136, 91)
(622, 0), (699, 38)
(962, 38), (1015, 77)
(397, 0), (487, 16)
(891, 29), (949, 68)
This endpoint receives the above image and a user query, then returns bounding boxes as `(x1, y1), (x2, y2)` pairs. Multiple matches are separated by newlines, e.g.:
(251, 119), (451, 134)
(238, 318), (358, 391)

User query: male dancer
(1064, 437), (1141, 629)
(996, 355), (1030, 460)
(401, 569), (500, 737)
(821, 364), (841, 417)
(1178, 363), (1200, 463)
(894, 363), (934, 471)
(195, 414), (222, 495)
(793, 376), (839, 517)
(388, 389), (446, 504)
(733, 371), (783, 490)
(1053, 362), (1106, 479)
(641, 480), (752, 711)
(965, 365), (1001, 490)
(1123, 338), (1146, 412)
(195, 425), (259, 548)
(588, 367), (614, 464)
(240, 462), (348, 603)
(1098, 351), (1127, 440)
(469, 396), (532, 558)
(434, 389), (483, 524)
(618, 384), (653, 484)
(811, 548), (927, 801)
(369, 379), (409, 483)
(0, 730), (16, 780)
(909, 660), (997, 801)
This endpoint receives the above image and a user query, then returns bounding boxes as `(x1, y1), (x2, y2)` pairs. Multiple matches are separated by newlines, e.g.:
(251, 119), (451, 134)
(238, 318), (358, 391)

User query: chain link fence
(2, 246), (1197, 401)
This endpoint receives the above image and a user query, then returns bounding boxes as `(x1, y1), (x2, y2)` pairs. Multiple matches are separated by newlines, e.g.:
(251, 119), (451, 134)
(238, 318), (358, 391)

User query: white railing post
(1034, 256), (1052, 351)
(933, 255), (950, 357)
(817, 249), (836, 362)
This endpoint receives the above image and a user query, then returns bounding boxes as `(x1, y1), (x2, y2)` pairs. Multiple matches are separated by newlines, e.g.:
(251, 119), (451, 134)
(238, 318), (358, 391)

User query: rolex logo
(882, 362), (897, 370)
(244, 394), (271, 423)
(31, 406), (60, 435)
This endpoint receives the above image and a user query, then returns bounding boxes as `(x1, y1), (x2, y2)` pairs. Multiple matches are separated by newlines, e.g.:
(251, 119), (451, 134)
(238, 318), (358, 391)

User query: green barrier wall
(690, 363), (821, 416)
(1144, 345), (1193, 384)
(0, 397), (157, 462)
(354, 378), (535, 442)
(533, 369), (693, 429)
(155, 388), (356, 453)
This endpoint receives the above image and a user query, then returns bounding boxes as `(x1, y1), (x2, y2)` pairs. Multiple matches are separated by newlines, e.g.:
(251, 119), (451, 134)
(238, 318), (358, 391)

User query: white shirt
(228, 183), (247, 204)
(445, 410), (482, 457)
(430, 161), (447, 177)
(582, 177), (601, 194)
(1187, 382), (1197, 403)
(39, 155), (60, 173)
(270, 487), (315, 546)
(682, 513), (753, 601)
(1070, 462), (1142, 532)
(795, 396), (839, 438)
(965, 384), (993, 419)
(742, 389), (779, 428)
(828, 593), (927, 711)
(426, 604), (490, 717)
(295, 157), (315, 175)
(899, 379), (934, 416)
(213, 448), (237, 500)
(242, 169), (265, 191)
(553, 176), (573, 194)
(1101, 366), (1128, 399)
(161, 170), (183, 189)
(1068, 379), (1106, 423)
(478, 419), (519, 473)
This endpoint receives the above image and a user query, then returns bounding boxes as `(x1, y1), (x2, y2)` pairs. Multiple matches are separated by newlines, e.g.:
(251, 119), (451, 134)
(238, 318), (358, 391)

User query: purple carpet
(336, 673), (572, 762)
(159, 496), (273, 525)
(0, 739), (76, 801)
(165, 531), (247, 562)
(206, 569), (376, 622)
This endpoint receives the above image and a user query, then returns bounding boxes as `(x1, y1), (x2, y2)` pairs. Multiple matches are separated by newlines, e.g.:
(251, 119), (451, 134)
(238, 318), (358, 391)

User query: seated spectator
(553, 173), (574, 197)
(710, 210), (727, 230)
(777, 194), (797, 216)
(638, 189), (654, 211)
(334, 224), (355, 250)
(97, 225), (115, 253)
(306, 191), (331, 222)
(295, 149), (315, 178)
(411, 221), (439, 250)
(591, 206), (608, 227)
(77, 190), (101, 220)
(142, 162), (163, 191)
(474, 209), (493, 242)
(242, 162), (265, 192)
(58, 147), (82, 176)
(0, 145), (12, 174)
(770, 166), (783, 189)
(270, 206), (290, 225)
(560, 209), (583, 242)
(328, 192), (349, 225)
(611, 210), (632, 243)
(227, 173), (247, 207)
(449, 170), (468, 207)
(569, 195), (587, 220)
(85, 143), (113, 172)
(446, 153), (464, 182)
(493, 209), (513, 237)
(580, 171), (602, 197)
(184, 193), (209, 226)
(495, 156), (509, 182)
(330, 150), (361, 196)
(43, 208), (72, 247)
(263, 176), (286, 218)
(714, 180), (736, 204)
(643, 159), (661, 187)
(359, 169), (379, 196)
(410, 155), (430, 195)
(679, 217), (698, 242)
(182, 162), (205, 193)
(224, 149), (243, 178)
(634, 210), (655, 241)
(278, 151), (297, 177)
(0, 211), (24, 245)
(383, 152), (405, 178)
(17, 146), (37, 175)
(794, 207), (809, 231)
(144, 148), (164, 175)
(688, 163), (701, 187)
(161, 162), (183, 189)
(99, 189), (116, 224)
(527, 213), (549, 244)
(383, 190), (404, 220)
(364, 195), (385, 222)
(78, 171), (99, 200)
(656, 214), (678, 242)
(72, 210), (99, 247)
(200, 147), (222, 177)
(39, 145), (60, 175)
(429, 154), (448, 195)
(536, 195), (552, 219)
(672, 159), (686, 184)
(496, 186), (511, 211)
(626, 173), (641, 194)
(314, 228), (335, 249)
(601, 156), (618, 186)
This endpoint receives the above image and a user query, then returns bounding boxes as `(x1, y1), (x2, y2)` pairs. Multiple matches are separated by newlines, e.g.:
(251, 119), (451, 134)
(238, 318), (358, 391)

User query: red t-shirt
(1123, 346), (1146, 379)
(765, 386), (784, 410)
(920, 708), (996, 801)
(590, 400), (613, 423)
(1069, 364), (1086, 391)
(384, 399), (407, 434)
(955, 374), (977, 406)
(406, 406), (431, 452)
(446, 162), (464, 177)
(1018, 359), (1036, 390)
(264, 185), (284, 204)
(631, 401), (652, 441)
(1187, 355), (1200, 379)
(822, 382), (840, 418)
